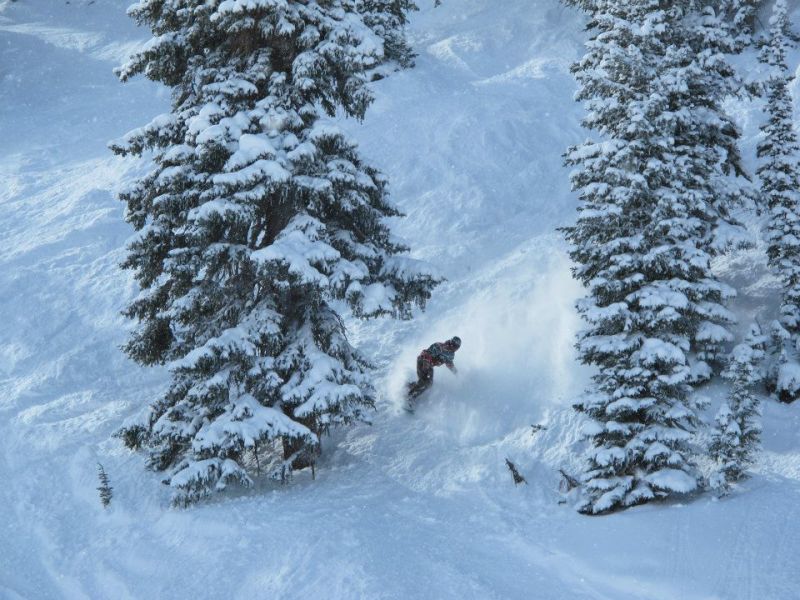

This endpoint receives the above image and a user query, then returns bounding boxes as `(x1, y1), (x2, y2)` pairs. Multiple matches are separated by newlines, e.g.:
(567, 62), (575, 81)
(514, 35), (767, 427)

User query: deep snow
(1, 1), (800, 599)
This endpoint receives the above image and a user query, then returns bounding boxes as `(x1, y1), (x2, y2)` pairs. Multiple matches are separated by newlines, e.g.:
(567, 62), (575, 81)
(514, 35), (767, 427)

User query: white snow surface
(2, 1), (800, 599)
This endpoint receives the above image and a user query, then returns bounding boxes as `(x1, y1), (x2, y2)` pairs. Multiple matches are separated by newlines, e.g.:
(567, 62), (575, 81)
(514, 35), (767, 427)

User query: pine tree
(97, 463), (113, 508)
(662, 3), (755, 376)
(757, 0), (800, 403)
(721, 0), (763, 50)
(358, 0), (418, 76)
(709, 324), (765, 494)
(564, 0), (746, 514)
(112, 0), (439, 506)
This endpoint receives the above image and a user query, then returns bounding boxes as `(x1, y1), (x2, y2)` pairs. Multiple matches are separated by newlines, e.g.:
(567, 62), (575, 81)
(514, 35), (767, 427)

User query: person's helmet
(449, 336), (461, 350)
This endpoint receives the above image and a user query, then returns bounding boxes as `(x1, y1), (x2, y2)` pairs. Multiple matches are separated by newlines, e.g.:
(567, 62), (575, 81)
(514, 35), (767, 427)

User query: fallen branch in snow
(97, 463), (113, 508)
(505, 459), (527, 485)
(558, 469), (579, 493)
(531, 424), (547, 436)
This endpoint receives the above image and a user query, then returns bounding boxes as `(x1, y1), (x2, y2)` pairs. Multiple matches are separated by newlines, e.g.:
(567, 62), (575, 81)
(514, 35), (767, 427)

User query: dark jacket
(420, 342), (456, 368)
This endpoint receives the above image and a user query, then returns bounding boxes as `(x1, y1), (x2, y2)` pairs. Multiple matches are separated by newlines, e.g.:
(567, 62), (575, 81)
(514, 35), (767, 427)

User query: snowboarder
(406, 336), (461, 408)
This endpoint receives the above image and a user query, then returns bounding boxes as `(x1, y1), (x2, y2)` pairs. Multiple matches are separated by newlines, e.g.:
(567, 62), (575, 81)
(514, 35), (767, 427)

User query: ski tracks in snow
(711, 486), (800, 599)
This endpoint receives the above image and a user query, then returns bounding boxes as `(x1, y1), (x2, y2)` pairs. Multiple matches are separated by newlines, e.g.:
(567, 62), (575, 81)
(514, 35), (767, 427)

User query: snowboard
(403, 381), (429, 414)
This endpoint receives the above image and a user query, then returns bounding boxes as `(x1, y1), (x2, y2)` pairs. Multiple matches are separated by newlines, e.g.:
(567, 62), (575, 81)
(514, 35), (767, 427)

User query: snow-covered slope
(2, 1), (800, 598)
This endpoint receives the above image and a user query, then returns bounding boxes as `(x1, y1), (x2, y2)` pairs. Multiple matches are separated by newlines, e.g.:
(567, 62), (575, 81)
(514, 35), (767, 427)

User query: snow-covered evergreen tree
(757, 0), (800, 403)
(358, 0), (417, 76)
(721, 0), (763, 50)
(112, 0), (439, 506)
(709, 323), (765, 495)
(564, 0), (746, 514)
(663, 3), (754, 374)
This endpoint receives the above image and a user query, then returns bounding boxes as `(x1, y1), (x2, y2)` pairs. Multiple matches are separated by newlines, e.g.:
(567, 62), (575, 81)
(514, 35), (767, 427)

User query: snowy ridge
(2, 0), (800, 598)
